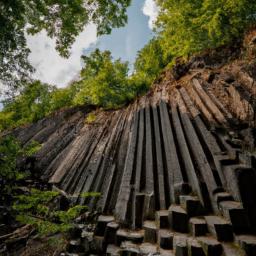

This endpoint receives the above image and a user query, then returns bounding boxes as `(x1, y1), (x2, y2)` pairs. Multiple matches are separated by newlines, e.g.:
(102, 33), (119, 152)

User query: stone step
(179, 195), (204, 217)
(156, 210), (170, 229)
(116, 229), (144, 246)
(189, 217), (208, 237)
(139, 242), (158, 255)
(94, 215), (115, 236)
(66, 239), (84, 254)
(104, 222), (119, 245)
(236, 235), (256, 256)
(215, 192), (234, 205)
(222, 243), (246, 256)
(219, 201), (250, 233)
(187, 237), (205, 256)
(158, 229), (174, 250)
(173, 235), (188, 256)
(143, 221), (157, 243)
(91, 236), (104, 253)
(205, 216), (234, 242)
(168, 205), (188, 233)
(106, 244), (121, 256)
(120, 241), (140, 255)
(134, 193), (145, 228)
(197, 236), (223, 256)
(159, 248), (175, 256)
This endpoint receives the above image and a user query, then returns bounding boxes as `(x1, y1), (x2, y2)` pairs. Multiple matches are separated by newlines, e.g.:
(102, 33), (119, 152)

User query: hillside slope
(7, 36), (256, 255)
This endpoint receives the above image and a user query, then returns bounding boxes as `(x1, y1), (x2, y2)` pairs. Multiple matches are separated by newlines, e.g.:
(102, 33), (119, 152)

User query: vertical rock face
(12, 58), (256, 255)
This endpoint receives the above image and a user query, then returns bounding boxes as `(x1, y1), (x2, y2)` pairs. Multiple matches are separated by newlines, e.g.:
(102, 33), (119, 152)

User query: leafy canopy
(133, 37), (170, 85)
(73, 49), (133, 108)
(0, 0), (131, 92)
(156, 0), (256, 59)
(0, 81), (55, 130)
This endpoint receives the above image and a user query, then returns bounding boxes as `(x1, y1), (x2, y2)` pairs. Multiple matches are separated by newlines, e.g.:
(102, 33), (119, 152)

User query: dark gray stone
(219, 201), (250, 233)
(94, 215), (115, 236)
(158, 229), (174, 250)
(197, 237), (223, 256)
(174, 235), (188, 256)
(205, 216), (233, 241)
(168, 205), (188, 233)
(189, 218), (207, 237)
(143, 221), (157, 243)
(237, 235), (256, 256)
(156, 210), (170, 229)
(180, 196), (204, 217)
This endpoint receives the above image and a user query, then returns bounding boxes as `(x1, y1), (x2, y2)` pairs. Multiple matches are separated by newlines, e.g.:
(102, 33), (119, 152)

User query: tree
(0, 0), (131, 93)
(156, 0), (256, 59)
(49, 86), (76, 112)
(133, 37), (170, 87)
(0, 136), (22, 204)
(73, 49), (133, 108)
(0, 136), (41, 204)
(0, 81), (55, 130)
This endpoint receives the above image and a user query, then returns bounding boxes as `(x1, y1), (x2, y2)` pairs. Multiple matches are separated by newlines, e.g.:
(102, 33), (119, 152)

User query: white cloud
(142, 0), (159, 30)
(26, 24), (98, 87)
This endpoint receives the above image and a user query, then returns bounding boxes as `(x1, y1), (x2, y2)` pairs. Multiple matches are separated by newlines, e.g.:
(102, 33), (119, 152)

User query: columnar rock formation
(12, 56), (256, 255)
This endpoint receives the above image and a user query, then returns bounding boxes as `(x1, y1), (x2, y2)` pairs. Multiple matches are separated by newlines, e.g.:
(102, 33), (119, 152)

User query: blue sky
(26, 0), (158, 87)
(87, 0), (155, 69)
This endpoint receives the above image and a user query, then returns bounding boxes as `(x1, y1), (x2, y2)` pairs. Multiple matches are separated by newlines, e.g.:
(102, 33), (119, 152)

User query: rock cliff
(8, 39), (256, 256)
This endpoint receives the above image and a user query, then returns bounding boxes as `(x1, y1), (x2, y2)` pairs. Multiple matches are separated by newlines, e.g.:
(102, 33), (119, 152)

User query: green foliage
(73, 49), (134, 109)
(0, 0), (131, 92)
(0, 81), (55, 130)
(156, 0), (256, 60)
(0, 80), (78, 131)
(0, 136), (23, 200)
(49, 86), (76, 112)
(13, 189), (98, 236)
(85, 113), (97, 124)
(0, 136), (41, 203)
(24, 140), (42, 157)
(132, 37), (170, 89)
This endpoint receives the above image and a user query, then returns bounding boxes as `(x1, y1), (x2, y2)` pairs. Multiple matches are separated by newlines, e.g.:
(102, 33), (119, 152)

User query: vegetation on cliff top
(156, 0), (256, 62)
(1, 0), (256, 131)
